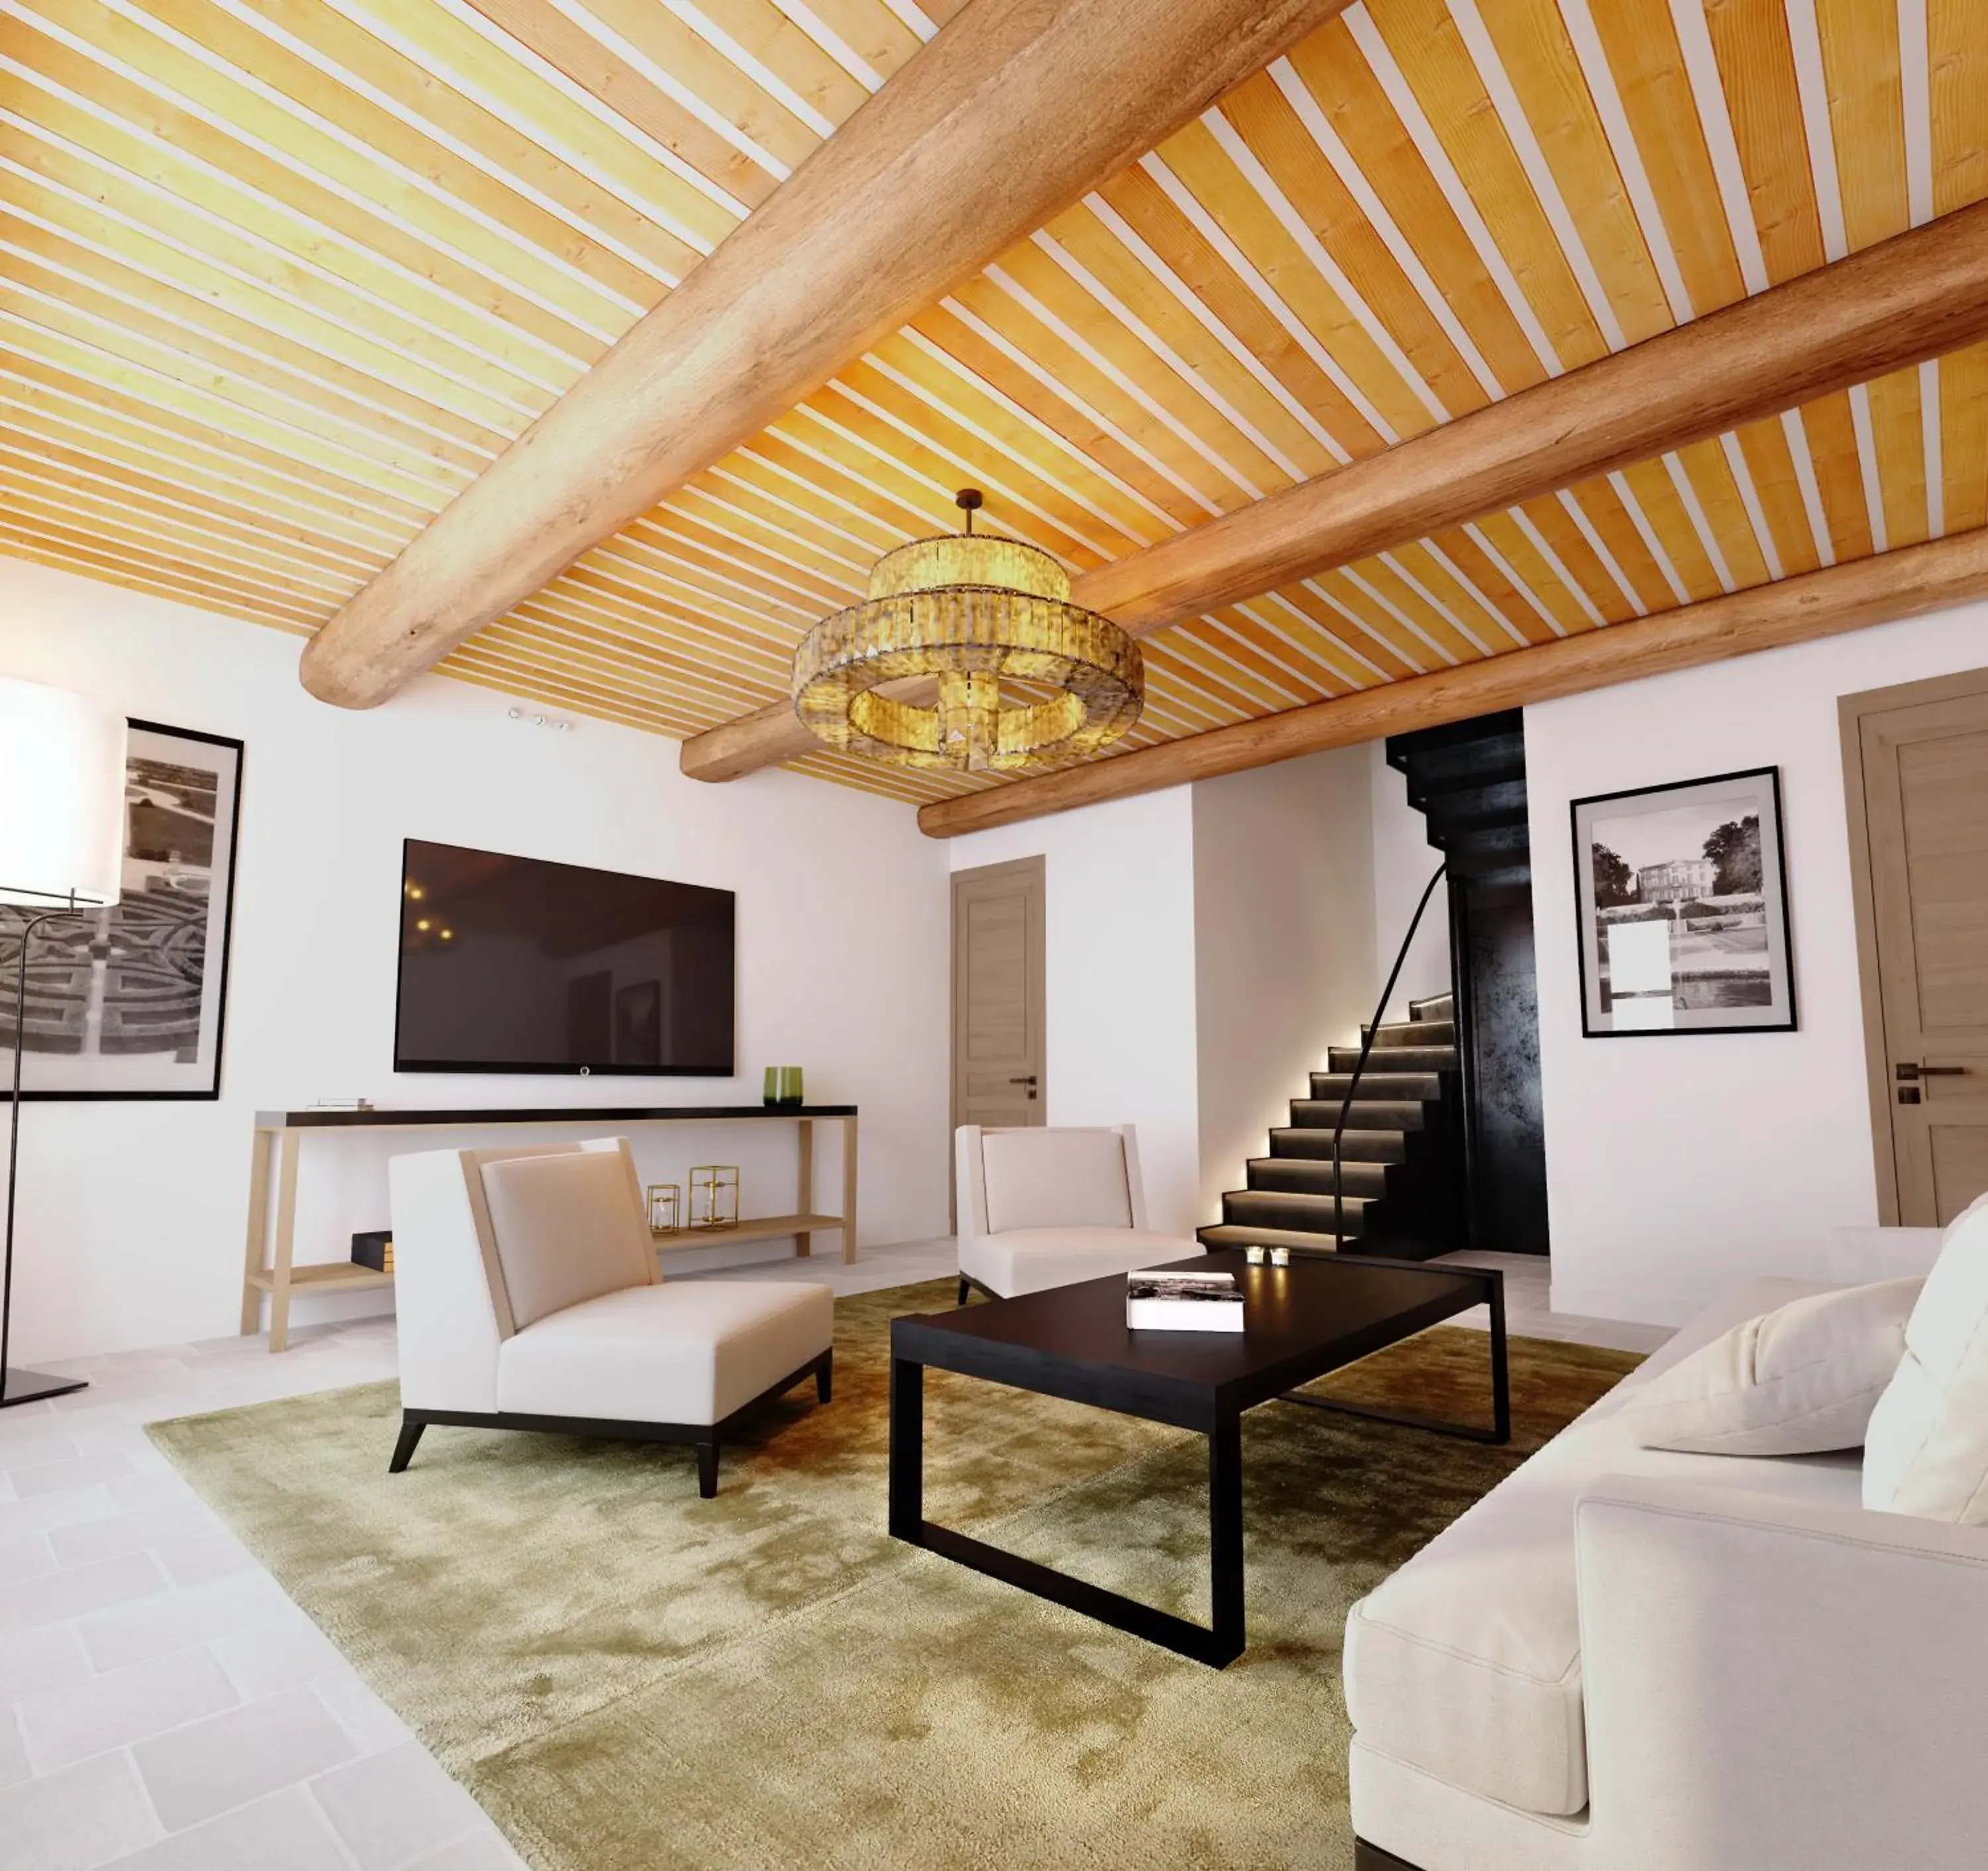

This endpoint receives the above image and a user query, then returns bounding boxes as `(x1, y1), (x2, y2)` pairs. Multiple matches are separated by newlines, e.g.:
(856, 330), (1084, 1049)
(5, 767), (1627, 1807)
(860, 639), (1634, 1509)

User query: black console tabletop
(256, 1104), (857, 1128)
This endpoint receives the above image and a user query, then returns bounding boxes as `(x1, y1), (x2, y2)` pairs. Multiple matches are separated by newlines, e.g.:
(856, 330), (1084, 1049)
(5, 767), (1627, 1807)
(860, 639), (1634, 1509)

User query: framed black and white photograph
(1571, 765), (1795, 1037)
(0, 720), (243, 1098)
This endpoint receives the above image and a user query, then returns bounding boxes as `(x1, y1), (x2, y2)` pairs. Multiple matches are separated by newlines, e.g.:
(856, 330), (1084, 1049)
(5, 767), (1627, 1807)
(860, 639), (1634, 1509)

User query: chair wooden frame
(389, 1349), (833, 1498)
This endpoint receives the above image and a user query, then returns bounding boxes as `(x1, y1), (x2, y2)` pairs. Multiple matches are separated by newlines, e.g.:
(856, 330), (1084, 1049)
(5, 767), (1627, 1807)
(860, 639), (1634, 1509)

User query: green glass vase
(763, 1065), (803, 1108)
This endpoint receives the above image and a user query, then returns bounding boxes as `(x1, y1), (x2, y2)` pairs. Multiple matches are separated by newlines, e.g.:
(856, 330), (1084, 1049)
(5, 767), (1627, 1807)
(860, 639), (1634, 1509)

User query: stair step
(1221, 1189), (1368, 1234)
(1268, 1127), (1405, 1162)
(1247, 1157), (1389, 1197)
(1365, 1018), (1456, 1048)
(1309, 1071), (1443, 1101)
(1410, 992), (1454, 1022)
(1419, 776), (1530, 835)
(1327, 1044), (1457, 1075)
(1387, 714), (1525, 788)
(1290, 1099), (1426, 1130)
(1196, 1223), (1349, 1256)
(1449, 857), (1533, 888)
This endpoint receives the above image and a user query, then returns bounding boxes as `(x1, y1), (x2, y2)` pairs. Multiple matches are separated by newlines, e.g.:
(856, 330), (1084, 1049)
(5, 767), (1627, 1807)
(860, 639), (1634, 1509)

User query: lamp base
(0, 1368), (87, 1409)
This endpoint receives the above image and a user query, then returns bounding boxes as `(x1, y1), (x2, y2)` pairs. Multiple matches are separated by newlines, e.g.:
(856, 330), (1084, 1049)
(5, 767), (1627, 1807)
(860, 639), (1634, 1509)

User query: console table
(239, 1104), (857, 1353)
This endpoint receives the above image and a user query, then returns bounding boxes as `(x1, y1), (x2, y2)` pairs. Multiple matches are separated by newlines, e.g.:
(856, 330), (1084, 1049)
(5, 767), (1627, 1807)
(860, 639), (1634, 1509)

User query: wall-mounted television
(393, 840), (735, 1076)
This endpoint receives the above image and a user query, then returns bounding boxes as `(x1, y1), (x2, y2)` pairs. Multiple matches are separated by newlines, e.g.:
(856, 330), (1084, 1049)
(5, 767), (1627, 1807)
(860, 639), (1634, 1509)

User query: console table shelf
(654, 1211), (846, 1252)
(240, 1104), (857, 1352)
(245, 1263), (394, 1297)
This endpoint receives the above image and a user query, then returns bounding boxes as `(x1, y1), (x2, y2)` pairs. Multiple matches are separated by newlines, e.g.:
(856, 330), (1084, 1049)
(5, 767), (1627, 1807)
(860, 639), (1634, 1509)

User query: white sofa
(1347, 1229), (1988, 1871)
(954, 1123), (1200, 1301)
(388, 1138), (833, 1497)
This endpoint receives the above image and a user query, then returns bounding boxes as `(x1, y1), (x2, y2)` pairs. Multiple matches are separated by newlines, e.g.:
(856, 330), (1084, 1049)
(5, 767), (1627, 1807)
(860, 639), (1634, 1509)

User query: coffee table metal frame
(889, 1250), (1508, 1668)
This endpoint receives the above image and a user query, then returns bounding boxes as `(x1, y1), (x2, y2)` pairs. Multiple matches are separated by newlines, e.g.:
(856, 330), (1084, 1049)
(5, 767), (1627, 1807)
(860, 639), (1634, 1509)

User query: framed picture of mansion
(1571, 766), (1795, 1038)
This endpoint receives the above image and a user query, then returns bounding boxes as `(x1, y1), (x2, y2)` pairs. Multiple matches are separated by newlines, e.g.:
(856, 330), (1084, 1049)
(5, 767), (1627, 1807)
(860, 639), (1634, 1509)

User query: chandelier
(791, 490), (1143, 775)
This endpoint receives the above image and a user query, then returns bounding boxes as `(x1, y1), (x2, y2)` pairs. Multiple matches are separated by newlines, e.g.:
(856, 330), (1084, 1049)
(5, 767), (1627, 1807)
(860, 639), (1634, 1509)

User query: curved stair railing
(1333, 861), (1449, 1250)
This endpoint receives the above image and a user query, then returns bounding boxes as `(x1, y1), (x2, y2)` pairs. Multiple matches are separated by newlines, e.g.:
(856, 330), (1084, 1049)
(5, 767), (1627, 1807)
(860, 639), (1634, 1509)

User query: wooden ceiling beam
(296, 0), (1356, 710)
(913, 527), (1988, 836)
(680, 199), (1988, 782)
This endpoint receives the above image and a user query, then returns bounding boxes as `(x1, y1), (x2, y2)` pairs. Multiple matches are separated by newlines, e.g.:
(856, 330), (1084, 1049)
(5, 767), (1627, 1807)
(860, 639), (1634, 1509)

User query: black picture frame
(1569, 765), (1796, 1038)
(0, 718), (244, 1100)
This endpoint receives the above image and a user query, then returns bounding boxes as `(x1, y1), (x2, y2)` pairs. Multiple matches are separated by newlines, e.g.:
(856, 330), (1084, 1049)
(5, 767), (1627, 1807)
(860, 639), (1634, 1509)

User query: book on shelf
(310, 1098), (374, 1112)
(1125, 1268), (1244, 1332)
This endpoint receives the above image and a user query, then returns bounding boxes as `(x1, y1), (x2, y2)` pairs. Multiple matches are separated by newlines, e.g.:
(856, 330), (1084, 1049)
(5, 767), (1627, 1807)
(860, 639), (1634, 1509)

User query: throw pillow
(1865, 1199), (1988, 1522)
(1622, 1278), (1920, 1456)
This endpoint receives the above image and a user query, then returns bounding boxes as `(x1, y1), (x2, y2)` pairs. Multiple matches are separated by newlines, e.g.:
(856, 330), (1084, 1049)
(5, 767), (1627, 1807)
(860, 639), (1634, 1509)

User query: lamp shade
(0, 677), (126, 910)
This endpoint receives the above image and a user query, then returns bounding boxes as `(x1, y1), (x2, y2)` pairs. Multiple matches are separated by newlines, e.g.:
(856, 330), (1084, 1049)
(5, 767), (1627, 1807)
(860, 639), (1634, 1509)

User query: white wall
(946, 788), (1201, 1234)
(1528, 602), (1988, 1325)
(1191, 747), (1376, 1218)
(1369, 738), (1453, 1022)
(0, 561), (952, 1361)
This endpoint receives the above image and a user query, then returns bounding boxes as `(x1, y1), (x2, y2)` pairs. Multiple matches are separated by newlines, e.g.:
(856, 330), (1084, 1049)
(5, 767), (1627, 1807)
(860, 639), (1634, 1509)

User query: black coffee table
(889, 1248), (1506, 1668)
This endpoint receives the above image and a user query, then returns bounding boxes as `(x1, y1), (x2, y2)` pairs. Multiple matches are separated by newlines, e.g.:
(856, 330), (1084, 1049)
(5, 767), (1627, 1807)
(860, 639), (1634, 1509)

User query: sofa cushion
(479, 1149), (653, 1330)
(1620, 1279), (1920, 1456)
(1344, 1278), (1856, 1817)
(497, 1280), (832, 1426)
(979, 1129), (1133, 1234)
(960, 1226), (1196, 1299)
(1865, 1201), (1988, 1521)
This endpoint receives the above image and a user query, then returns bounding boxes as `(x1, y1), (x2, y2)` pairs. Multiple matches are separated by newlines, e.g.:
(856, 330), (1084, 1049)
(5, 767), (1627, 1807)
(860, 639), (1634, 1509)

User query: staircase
(1389, 708), (1551, 1256)
(1386, 710), (1531, 886)
(1197, 990), (1465, 1261)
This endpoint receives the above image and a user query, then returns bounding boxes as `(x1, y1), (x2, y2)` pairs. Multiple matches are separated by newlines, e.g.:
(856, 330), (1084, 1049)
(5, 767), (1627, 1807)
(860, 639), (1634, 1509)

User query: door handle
(1896, 1063), (1969, 1080)
(1009, 1075), (1037, 1085)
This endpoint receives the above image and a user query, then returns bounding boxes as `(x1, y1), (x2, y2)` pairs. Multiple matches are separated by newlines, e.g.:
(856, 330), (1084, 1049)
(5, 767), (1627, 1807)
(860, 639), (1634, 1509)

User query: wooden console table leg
(239, 1127), (274, 1335)
(795, 1118), (814, 1258)
(841, 1112), (858, 1265)
(266, 1128), (302, 1354)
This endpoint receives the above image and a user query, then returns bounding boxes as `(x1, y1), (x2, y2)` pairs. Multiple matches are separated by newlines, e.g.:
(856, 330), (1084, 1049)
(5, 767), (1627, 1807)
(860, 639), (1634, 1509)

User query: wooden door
(951, 857), (1045, 1138)
(1845, 670), (1988, 1224)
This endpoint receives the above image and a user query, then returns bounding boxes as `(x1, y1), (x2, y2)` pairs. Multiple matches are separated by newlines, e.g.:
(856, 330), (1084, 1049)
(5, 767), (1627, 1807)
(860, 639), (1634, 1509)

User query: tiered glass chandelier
(791, 490), (1143, 775)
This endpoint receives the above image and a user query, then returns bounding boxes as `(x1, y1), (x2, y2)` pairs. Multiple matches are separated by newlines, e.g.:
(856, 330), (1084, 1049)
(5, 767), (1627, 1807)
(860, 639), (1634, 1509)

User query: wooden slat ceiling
(3, 0), (1985, 806)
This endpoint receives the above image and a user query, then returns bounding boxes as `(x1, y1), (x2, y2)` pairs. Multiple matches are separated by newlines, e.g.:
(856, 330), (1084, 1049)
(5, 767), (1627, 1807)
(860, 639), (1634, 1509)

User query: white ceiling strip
(1201, 108), (1448, 423)
(1554, 489), (1645, 614)
(1606, 470), (1690, 605)
(1268, 54), (1506, 400)
(1555, 0), (1695, 324)
(1447, 0), (1626, 351)
(899, 323), (1178, 541)
(983, 260), (1260, 504)
(1138, 149), (1399, 447)
(1661, 451), (1736, 592)
(1081, 189), (1347, 462)
(1029, 227), (1304, 483)
(1341, 13), (1566, 376)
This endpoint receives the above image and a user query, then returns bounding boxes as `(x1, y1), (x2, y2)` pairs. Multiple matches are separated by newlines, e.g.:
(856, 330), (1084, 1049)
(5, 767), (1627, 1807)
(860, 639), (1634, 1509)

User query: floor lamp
(0, 676), (127, 1409)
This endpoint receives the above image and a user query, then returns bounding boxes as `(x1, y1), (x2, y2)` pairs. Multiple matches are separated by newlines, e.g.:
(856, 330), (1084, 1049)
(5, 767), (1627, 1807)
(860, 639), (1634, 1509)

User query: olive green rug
(148, 1281), (1636, 1871)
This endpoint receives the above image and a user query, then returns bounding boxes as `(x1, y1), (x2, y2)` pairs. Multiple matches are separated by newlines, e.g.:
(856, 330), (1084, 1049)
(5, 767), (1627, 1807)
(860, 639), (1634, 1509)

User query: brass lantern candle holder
(689, 1165), (739, 1231)
(645, 1183), (681, 1236)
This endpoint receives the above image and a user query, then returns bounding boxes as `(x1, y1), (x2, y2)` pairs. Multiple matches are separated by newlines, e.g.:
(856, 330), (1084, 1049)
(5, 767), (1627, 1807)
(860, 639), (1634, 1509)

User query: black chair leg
(388, 1415), (425, 1474)
(957, 1275), (971, 1305)
(815, 1355), (832, 1403)
(696, 1440), (719, 1498)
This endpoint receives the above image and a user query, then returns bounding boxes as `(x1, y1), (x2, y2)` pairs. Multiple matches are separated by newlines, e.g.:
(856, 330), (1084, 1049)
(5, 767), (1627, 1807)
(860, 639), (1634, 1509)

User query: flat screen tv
(393, 840), (735, 1076)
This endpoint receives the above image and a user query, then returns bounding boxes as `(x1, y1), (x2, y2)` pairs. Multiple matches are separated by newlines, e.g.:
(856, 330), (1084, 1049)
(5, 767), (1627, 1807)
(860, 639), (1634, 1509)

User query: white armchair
(954, 1123), (1200, 1301)
(388, 1138), (832, 1497)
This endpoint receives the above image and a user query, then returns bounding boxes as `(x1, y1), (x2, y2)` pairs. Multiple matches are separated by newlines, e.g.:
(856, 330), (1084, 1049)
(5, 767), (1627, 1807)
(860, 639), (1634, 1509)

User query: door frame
(1839, 664), (1988, 1224)
(949, 856), (1047, 1221)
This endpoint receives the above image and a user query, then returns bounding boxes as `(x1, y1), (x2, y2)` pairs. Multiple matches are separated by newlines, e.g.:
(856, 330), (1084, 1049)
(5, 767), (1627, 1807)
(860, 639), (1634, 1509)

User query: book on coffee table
(1125, 1269), (1244, 1332)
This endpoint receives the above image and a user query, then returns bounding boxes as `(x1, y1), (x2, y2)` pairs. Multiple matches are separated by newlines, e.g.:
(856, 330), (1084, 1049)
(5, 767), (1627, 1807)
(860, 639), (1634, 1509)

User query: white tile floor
(0, 1238), (1666, 1869)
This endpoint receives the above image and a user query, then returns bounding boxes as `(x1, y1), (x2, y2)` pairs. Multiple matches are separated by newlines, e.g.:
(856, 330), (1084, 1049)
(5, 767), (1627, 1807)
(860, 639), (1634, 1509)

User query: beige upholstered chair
(388, 1138), (832, 1496)
(954, 1124), (1200, 1301)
